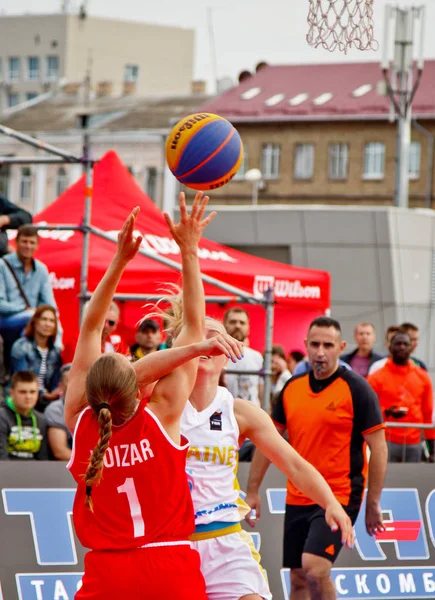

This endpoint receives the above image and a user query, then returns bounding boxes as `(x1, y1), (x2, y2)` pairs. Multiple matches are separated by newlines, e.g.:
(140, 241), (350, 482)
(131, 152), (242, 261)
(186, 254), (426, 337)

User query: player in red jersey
(66, 193), (244, 600)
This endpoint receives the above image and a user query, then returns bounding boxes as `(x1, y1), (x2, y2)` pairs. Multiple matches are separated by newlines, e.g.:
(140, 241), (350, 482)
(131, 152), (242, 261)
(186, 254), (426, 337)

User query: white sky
(1, 0), (434, 91)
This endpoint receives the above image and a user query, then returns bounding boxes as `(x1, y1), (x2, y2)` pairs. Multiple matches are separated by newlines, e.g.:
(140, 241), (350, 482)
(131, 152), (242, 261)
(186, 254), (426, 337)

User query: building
(197, 61), (435, 208)
(0, 12), (195, 109)
(0, 91), (212, 212)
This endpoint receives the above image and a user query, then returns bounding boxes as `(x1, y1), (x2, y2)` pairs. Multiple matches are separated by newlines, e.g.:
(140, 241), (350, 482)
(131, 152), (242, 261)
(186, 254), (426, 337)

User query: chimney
(62, 82), (81, 95)
(97, 81), (113, 97)
(191, 80), (207, 94)
(123, 81), (137, 96)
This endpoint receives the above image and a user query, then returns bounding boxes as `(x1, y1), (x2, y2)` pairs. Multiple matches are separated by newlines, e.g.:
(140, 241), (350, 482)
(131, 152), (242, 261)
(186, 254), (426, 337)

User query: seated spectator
(0, 192), (32, 257)
(45, 363), (72, 461)
(0, 224), (63, 368)
(287, 349), (306, 375)
(367, 331), (434, 463)
(0, 370), (48, 460)
(341, 322), (383, 377)
(368, 325), (400, 375)
(400, 322), (427, 370)
(10, 305), (62, 412)
(101, 301), (128, 354)
(130, 319), (161, 361)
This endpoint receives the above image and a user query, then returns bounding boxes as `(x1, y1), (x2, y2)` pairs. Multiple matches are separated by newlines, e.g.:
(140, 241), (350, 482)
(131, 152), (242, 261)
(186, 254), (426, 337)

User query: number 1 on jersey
(117, 477), (145, 537)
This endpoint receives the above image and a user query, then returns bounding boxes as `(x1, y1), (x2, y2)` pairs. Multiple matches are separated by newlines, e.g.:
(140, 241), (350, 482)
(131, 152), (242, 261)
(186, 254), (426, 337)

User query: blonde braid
(83, 407), (112, 511)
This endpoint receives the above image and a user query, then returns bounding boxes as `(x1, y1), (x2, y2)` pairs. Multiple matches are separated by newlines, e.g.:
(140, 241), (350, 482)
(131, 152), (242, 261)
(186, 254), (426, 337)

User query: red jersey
(68, 400), (195, 550)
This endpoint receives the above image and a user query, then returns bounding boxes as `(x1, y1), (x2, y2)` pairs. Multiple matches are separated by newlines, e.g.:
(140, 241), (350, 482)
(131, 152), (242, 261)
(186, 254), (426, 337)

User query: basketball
(165, 113), (244, 191)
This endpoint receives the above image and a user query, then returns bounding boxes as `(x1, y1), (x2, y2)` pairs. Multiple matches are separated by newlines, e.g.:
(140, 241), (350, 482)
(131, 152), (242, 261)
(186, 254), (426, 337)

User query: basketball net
(307, 0), (378, 53)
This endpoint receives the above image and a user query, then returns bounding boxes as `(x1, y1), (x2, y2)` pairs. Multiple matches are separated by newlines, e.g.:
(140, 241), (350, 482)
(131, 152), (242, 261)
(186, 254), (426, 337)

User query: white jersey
(181, 386), (247, 526)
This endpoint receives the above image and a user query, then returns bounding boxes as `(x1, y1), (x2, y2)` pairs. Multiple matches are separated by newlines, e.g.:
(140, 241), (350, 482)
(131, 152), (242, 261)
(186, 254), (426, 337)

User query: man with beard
(223, 307), (263, 408)
(368, 331), (434, 463)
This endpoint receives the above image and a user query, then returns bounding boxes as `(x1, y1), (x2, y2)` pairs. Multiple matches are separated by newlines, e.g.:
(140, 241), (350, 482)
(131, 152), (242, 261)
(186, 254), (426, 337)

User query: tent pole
(0, 123), (82, 161)
(79, 115), (92, 326)
(262, 287), (275, 414)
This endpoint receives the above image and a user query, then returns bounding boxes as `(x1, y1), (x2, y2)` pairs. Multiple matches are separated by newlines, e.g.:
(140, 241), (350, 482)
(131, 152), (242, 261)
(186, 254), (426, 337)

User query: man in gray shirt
(45, 364), (72, 461)
(0, 225), (62, 364)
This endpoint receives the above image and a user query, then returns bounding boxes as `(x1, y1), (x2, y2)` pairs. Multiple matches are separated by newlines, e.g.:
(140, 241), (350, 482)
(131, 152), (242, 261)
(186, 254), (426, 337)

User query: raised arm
(65, 208), (143, 431)
(238, 399), (354, 548)
(148, 192), (216, 438)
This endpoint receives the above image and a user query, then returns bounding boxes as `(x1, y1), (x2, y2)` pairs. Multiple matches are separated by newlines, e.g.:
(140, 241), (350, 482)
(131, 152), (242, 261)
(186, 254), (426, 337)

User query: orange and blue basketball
(166, 113), (243, 191)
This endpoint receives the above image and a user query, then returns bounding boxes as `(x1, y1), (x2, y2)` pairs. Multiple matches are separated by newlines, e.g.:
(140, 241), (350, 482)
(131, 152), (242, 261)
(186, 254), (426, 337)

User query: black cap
(138, 319), (160, 333)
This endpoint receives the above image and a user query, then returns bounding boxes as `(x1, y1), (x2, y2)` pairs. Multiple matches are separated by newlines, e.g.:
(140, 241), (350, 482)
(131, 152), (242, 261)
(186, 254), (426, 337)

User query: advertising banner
(1, 462), (435, 599)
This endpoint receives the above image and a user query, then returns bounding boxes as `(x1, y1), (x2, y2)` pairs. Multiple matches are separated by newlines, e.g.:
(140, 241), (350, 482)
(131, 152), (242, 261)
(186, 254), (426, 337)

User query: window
(328, 143), (349, 180)
(363, 142), (385, 179)
(55, 167), (68, 197)
(7, 93), (19, 108)
(233, 146), (248, 180)
(409, 141), (421, 180)
(26, 92), (38, 102)
(146, 167), (158, 200)
(294, 144), (315, 179)
(27, 56), (40, 81)
(8, 57), (20, 82)
(261, 143), (280, 179)
(19, 167), (32, 204)
(0, 165), (10, 197)
(124, 65), (139, 83)
(46, 56), (59, 81)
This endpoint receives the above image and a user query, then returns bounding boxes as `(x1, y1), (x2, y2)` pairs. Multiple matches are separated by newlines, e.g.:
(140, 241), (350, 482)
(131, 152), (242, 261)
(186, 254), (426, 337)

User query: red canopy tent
(28, 150), (330, 357)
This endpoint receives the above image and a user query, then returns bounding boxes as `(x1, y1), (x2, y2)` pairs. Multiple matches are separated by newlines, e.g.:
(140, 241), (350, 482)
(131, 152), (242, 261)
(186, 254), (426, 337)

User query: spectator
(0, 370), (48, 460)
(400, 322), (427, 370)
(130, 319), (161, 361)
(101, 301), (128, 354)
(341, 322), (383, 377)
(10, 305), (62, 412)
(0, 224), (63, 367)
(45, 364), (72, 460)
(270, 345), (292, 398)
(223, 307), (263, 407)
(367, 331), (434, 463)
(287, 349), (306, 375)
(0, 192), (32, 257)
(368, 325), (401, 375)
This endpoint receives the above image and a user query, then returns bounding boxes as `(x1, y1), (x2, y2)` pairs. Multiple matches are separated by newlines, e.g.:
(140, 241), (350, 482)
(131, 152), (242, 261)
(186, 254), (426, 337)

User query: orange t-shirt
(273, 366), (384, 507)
(367, 359), (434, 445)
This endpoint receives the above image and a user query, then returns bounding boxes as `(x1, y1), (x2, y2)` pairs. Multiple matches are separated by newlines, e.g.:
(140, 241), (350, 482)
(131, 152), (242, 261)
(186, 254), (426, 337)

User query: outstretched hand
(116, 207), (143, 263)
(163, 191), (216, 251)
(198, 333), (244, 363)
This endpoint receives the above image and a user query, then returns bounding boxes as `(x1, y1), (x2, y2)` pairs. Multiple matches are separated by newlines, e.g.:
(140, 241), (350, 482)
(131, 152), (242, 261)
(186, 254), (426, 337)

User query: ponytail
(83, 404), (112, 511)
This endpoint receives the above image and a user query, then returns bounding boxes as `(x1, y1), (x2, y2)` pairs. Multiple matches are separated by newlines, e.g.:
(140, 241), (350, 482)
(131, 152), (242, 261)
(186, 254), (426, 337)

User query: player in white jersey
(178, 318), (355, 600)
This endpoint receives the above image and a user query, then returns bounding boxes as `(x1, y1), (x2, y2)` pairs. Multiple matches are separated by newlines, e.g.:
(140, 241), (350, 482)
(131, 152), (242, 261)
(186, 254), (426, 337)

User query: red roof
(199, 61), (435, 122)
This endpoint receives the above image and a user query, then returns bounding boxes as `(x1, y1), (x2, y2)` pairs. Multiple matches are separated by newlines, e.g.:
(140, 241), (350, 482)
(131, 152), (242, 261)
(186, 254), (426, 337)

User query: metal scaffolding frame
(0, 122), (276, 411)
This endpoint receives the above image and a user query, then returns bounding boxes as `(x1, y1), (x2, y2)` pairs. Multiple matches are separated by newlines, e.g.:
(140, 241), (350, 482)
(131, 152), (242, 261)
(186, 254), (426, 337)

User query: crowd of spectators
(0, 218), (432, 465)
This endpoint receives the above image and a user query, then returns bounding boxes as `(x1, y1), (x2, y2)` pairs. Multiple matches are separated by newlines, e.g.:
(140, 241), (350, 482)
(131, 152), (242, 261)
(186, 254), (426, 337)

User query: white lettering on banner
(399, 573), (417, 593)
(253, 275), (321, 300)
(355, 574), (370, 594)
(376, 574), (391, 594)
(49, 272), (75, 290)
(30, 580), (44, 600)
(54, 579), (69, 600)
(423, 573), (435, 593)
(8, 224), (76, 243)
(335, 575), (349, 595)
(107, 231), (238, 263)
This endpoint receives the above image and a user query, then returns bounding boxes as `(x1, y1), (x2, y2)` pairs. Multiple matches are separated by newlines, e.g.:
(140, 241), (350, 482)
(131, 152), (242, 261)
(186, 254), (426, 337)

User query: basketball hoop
(307, 0), (378, 53)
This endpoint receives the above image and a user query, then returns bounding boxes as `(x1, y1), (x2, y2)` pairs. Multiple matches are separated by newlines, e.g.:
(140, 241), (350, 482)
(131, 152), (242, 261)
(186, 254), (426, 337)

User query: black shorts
(283, 503), (360, 569)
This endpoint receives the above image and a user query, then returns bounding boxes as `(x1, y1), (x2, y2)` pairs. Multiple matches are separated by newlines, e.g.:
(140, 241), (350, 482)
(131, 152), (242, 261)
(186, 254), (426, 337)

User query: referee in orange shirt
(245, 317), (388, 600)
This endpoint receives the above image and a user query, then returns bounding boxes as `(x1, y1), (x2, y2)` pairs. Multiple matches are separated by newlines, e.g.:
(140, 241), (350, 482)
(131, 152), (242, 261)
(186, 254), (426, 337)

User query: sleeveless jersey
(68, 401), (195, 550)
(181, 386), (247, 525)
